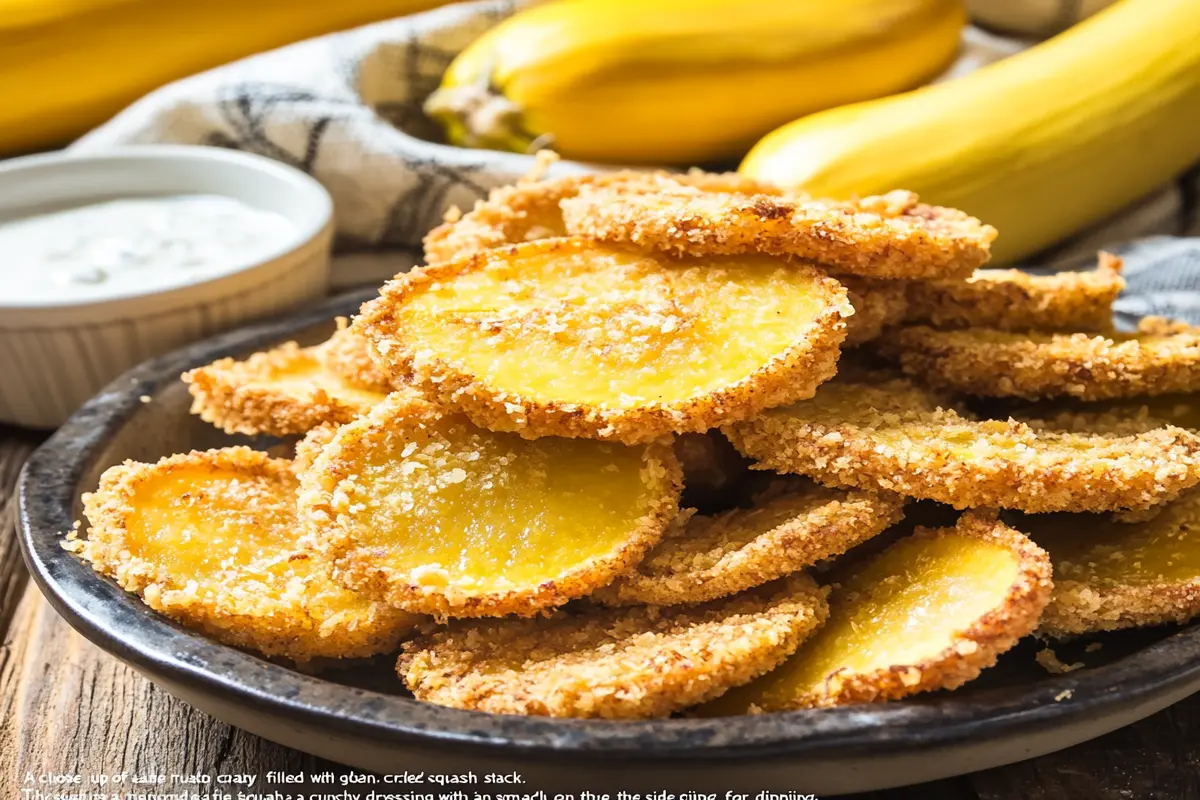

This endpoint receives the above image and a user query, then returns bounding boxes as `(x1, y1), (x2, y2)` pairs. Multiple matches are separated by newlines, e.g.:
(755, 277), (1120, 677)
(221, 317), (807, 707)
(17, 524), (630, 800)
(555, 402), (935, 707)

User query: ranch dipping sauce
(0, 194), (296, 305)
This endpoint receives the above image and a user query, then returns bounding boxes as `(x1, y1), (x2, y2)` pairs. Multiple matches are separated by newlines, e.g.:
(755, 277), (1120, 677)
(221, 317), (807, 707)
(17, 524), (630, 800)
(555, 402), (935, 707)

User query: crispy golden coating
(316, 318), (397, 393)
(1013, 406), (1175, 436)
(293, 422), (339, 476)
(1002, 394), (1200, 434)
(184, 342), (391, 437)
(885, 324), (1200, 401)
(298, 393), (682, 618)
(423, 170), (781, 264)
(358, 238), (851, 444)
(701, 512), (1051, 713)
(903, 252), (1124, 331)
(1021, 493), (1200, 637)
(839, 276), (910, 347)
(397, 574), (827, 719)
(560, 187), (996, 280)
(724, 375), (1200, 513)
(593, 479), (904, 606)
(71, 447), (419, 663)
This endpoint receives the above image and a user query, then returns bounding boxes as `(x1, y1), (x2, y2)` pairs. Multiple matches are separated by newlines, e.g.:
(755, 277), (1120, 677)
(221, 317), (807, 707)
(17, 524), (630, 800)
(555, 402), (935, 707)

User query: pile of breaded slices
(72, 160), (1200, 720)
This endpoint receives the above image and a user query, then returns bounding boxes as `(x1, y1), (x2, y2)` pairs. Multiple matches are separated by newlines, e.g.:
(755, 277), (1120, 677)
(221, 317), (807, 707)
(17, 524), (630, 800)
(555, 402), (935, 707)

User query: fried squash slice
(560, 187), (996, 280)
(1021, 492), (1200, 637)
(594, 479), (904, 607)
(72, 448), (419, 663)
(317, 319), (397, 394)
(423, 169), (782, 264)
(397, 574), (827, 719)
(184, 341), (390, 437)
(839, 276), (910, 347)
(297, 393), (682, 618)
(903, 253), (1124, 332)
(357, 238), (851, 444)
(701, 513), (1051, 713)
(724, 375), (1200, 513)
(886, 319), (1200, 401)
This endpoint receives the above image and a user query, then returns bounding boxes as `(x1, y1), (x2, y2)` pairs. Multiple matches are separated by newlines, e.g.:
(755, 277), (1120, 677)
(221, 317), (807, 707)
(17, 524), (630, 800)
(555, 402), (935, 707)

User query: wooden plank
(0, 427), (44, 638)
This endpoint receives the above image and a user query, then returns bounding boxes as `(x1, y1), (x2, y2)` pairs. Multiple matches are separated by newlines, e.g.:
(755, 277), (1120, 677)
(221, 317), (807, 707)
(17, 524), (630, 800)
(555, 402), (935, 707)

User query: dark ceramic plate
(18, 290), (1200, 795)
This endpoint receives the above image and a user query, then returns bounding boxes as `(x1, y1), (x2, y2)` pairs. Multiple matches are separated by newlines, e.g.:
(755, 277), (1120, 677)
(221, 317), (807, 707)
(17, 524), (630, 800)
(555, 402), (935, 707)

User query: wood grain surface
(1, 428), (1198, 799)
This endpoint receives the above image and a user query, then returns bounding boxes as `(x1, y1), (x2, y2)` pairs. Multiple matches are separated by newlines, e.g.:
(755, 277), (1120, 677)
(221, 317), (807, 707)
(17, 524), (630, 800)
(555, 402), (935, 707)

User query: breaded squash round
(903, 252), (1124, 332)
(560, 187), (996, 280)
(423, 170), (782, 264)
(73, 447), (418, 663)
(700, 512), (1051, 713)
(594, 479), (904, 607)
(885, 322), (1200, 401)
(724, 375), (1200, 513)
(298, 393), (683, 618)
(1022, 492), (1200, 637)
(397, 573), (827, 719)
(184, 342), (390, 437)
(357, 238), (851, 444)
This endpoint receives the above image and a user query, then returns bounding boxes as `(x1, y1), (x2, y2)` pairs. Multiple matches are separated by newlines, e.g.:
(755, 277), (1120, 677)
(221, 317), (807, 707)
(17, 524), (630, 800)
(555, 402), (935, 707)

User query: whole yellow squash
(741, 0), (1200, 265)
(426, 0), (966, 165)
(0, 0), (450, 155)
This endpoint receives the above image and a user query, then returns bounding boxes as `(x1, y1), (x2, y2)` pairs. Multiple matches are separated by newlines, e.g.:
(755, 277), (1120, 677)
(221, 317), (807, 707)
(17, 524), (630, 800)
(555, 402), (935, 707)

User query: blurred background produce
(0, 0), (450, 154)
(966, 0), (1117, 36)
(424, 0), (965, 164)
(740, 0), (1200, 265)
(6, 0), (1200, 274)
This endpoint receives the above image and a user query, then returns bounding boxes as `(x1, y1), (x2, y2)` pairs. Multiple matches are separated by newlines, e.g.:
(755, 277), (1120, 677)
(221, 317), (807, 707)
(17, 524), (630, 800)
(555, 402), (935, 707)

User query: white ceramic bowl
(0, 146), (334, 429)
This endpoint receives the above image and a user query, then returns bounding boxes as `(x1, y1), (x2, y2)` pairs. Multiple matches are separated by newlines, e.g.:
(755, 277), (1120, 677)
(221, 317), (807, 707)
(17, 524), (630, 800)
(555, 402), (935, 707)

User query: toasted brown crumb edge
(1038, 579), (1200, 638)
(885, 325), (1200, 401)
(396, 574), (829, 719)
(183, 342), (380, 437)
(593, 488), (905, 607)
(560, 188), (995, 281)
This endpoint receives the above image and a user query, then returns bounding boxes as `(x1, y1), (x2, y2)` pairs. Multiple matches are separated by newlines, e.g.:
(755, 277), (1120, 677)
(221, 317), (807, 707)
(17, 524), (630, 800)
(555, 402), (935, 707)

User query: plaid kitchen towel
(73, 0), (1200, 300)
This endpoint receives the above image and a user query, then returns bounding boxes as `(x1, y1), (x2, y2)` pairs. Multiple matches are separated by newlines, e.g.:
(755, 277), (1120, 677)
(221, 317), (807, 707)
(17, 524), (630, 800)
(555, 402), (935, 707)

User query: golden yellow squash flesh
(298, 394), (682, 617)
(741, 0), (1200, 264)
(76, 448), (417, 662)
(357, 238), (850, 443)
(702, 513), (1051, 713)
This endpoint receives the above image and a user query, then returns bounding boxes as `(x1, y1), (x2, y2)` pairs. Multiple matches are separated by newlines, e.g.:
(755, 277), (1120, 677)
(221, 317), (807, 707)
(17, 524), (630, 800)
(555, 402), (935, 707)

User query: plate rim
(18, 289), (1200, 763)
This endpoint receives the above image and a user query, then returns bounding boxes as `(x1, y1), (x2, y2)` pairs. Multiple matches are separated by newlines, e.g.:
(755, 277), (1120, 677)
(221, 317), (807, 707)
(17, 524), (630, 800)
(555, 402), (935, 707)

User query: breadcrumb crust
(316, 318), (398, 393)
(423, 170), (782, 264)
(724, 376), (1200, 513)
(358, 238), (850, 445)
(396, 573), (828, 719)
(904, 253), (1124, 331)
(593, 481), (904, 607)
(297, 393), (683, 618)
(709, 512), (1051, 712)
(1031, 492), (1200, 637)
(183, 342), (389, 437)
(886, 324), (1200, 401)
(839, 276), (910, 347)
(72, 447), (418, 663)
(560, 188), (996, 280)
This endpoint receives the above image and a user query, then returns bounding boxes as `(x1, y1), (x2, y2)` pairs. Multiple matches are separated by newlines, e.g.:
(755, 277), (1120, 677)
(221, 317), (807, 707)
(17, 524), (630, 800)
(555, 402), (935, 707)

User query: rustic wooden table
(3, 426), (1198, 799)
